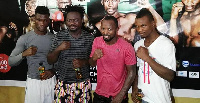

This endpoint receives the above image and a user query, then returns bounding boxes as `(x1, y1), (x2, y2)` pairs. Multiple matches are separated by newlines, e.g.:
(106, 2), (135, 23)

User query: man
(0, 26), (7, 43)
(57, 0), (72, 12)
(24, 0), (37, 34)
(89, 16), (136, 103)
(47, 5), (94, 103)
(132, 8), (176, 103)
(8, 6), (55, 103)
(170, 0), (200, 47)
(95, 0), (167, 42)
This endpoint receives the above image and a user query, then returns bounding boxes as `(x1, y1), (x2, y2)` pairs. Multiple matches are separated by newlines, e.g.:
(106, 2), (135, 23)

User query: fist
(137, 0), (151, 8)
(171, 2), (184, 19)
(22, 46), (37, 57)
(92, 49), (103, 61)
(58, 41), (70, 51)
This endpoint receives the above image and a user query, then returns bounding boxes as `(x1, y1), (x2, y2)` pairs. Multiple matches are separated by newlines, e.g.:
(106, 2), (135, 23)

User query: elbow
(168, 74), (175, 82)
(168, 71), (175, 82)
(47, 54), (55, 64)
(89, 58), (96, 67)
(8, 57), (17, 67)
(47, 57), (54, 65)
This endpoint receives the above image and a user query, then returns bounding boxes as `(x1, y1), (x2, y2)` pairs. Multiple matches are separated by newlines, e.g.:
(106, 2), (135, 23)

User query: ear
(152, 21), (155, 27)
(82, 18), (84, 24)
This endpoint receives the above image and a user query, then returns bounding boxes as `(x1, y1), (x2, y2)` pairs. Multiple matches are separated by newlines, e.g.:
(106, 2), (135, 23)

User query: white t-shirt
(134, 35), (176, 103)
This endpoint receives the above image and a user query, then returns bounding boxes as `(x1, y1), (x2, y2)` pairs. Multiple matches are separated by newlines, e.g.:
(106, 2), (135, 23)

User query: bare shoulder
(95, 21), (101, 29)
(126, 13), (136, 20)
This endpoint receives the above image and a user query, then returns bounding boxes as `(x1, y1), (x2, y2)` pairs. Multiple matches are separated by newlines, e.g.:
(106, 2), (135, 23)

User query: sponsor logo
(177, 71), (187, 77)
(0, 54), (11, 73)
(182, 61), (200, 67)
(182, 61), (189, 67)
(189, 72), (199, 78)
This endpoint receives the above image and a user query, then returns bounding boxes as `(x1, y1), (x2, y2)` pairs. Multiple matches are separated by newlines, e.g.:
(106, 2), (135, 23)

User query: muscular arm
(9, 37), (25, 66)
(131, 74), (139, 102)
(147, 5), (168, 34)
(137, 46), (175, 82)
(145, 56), (174, 82)
(112, 65), (136, 102)
(89, 57), (97, 67)
(169, 2), (184, 43)
(47, 48), (61, 64)
(169, 18), (179, 43)
(47, 41), (70, 64)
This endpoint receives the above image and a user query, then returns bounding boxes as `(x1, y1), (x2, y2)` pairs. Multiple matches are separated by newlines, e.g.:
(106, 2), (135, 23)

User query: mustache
(103, 34), (110, 36)
(69, 24), (77, 27)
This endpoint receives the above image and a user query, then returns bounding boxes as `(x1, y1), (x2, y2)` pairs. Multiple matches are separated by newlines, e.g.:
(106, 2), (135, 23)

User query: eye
(108, 28), (112, 31)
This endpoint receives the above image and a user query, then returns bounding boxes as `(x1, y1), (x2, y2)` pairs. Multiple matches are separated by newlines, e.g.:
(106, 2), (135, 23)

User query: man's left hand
(41, 70), (55, 80)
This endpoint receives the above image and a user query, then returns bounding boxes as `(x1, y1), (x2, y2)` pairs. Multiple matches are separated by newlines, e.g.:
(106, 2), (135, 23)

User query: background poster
(0, 0), (199, 92)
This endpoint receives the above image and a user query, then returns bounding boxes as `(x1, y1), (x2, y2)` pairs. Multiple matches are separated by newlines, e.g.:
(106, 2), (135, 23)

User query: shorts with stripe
(54, 79), (91, 103)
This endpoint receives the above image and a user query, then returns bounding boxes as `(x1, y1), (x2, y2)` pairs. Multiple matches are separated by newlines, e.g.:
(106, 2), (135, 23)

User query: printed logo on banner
(189, 72), (199, 78)
(182, 61), (189, 67)
(89, 66), (97, 83)
(0, 54), (11, 73)
(177, 71), (187, 77)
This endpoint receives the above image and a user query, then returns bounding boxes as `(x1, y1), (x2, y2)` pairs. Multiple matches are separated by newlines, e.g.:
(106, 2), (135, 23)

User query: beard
(103, 35), (115, 42)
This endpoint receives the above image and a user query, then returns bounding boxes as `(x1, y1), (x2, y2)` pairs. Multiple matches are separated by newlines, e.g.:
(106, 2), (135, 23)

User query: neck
(144, 31), (159, 47)
(69, 29), (82, 39)
(34, 29), (47, 35)
(107, 12), (120, 19)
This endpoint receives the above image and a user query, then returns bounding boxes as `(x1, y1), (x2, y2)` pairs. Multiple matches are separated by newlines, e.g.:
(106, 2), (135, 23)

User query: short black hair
(64, 5), (85, 21)
(35, 6), (50, 16)
(136, 8), (154, 22)
(102, 16), (118, 28)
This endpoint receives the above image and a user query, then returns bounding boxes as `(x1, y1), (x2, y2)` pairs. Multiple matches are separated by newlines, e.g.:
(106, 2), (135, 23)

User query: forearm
(169, 18), (179, 43)
(146, 57), (174, 82)
(132, 74), (138, 93)
(148, 6), (168, 33)
(47, 49), (61, 64)
(89, 57), (97, 67)
(118, 65), (136, 98)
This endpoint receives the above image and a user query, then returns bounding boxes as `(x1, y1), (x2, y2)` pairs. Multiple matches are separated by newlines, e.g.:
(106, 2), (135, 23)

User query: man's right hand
(171, 2), (184, 19)
(57, 41), (70, 51)
(92, 49), (103, 61)
(22, 46), (37, 57)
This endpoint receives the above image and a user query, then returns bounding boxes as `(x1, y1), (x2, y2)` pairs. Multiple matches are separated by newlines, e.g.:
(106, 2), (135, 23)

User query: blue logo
(182, 61), (189, 67)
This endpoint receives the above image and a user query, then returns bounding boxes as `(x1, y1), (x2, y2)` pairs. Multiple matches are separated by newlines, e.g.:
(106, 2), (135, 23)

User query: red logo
(0, 54), (11, 73)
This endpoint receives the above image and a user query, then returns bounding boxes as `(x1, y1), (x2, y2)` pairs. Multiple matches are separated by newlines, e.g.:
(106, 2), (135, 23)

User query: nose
(108, 1), (113, 6)
(102, 29), (109, 35)
(137, 27), (143, 33)
(187, 0), (193, 6)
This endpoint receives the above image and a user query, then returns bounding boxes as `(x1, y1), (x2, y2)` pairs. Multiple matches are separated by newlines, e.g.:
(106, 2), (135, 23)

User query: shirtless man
(170, 0), (200, 47)
(96, 0), (167, 42)
(24, 0), (37, 34)
(57, 0), (72, 12)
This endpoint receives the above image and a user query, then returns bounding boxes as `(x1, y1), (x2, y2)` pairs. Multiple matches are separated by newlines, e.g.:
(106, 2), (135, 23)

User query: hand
(136, 46), (150, 61)
(171, 2), (184, 19)
(22, 46), (37, 57)
(132, 88), (140, 103)
(72, 58), (85, 69)
(41, 70), (55, 80)
(137, 0), (151, 8)
(92, 49), (103, 61)
(9, 22), (18, 31)
(58, 41), (70, 51)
